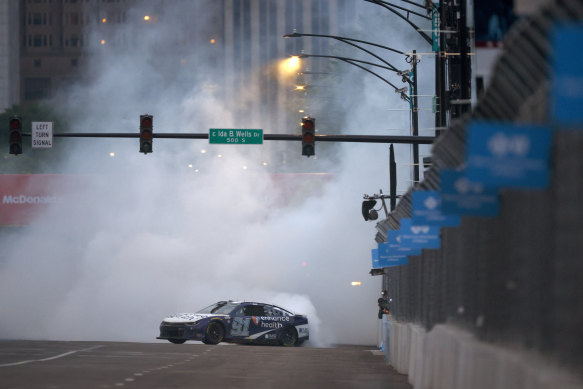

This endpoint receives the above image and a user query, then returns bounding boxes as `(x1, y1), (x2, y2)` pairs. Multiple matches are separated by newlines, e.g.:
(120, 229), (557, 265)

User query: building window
(24, 78), (51, 100)
(33, 35), (43, 47)
(34, 59), (42, 68)
(71, 58), (78, 67)
(71, 13), (79, 24)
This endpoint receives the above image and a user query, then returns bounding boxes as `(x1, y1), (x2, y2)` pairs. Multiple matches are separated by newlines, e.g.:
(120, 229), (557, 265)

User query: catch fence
(376, 0), (583, 371)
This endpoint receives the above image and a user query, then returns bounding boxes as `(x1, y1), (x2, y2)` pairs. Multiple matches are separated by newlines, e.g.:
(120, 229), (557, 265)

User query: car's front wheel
(278, 326), (298, 347)
(203, 321), (225, 345)
(168, 339), (186, 344)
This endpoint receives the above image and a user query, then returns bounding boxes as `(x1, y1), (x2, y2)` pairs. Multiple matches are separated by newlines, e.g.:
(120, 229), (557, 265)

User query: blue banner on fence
(378, 242), (409, 267)
(440, 169), (499, 216)
(399, 218), (441, 250)
(466, 122), (552, 189)
(412, 190), (460, 227)
(552, 23), (583, 126)
(388, 230), (419, 258)
(371, 248), (380, 269)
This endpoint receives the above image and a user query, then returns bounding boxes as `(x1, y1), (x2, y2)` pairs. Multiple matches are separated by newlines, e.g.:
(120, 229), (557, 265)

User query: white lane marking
(0, 345), (104, 367)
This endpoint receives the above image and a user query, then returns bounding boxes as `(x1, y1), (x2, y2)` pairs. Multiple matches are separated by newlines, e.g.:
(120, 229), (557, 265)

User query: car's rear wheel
(278, 326), (298, 347)
(203, 321), (225, 345)
(168, 339), (186, 344)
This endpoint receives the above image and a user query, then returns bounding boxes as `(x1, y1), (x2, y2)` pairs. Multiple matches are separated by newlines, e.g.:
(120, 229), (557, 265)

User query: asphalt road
(0, 340), (412, 389)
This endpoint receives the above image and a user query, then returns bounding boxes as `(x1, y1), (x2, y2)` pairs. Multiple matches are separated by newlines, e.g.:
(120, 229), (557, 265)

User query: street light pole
(363, 0), (432, 45)
(297, 53), (410, 101)
(284, 32), (408, 72)
(410, 50), (420, 183)
(286, 29), (424, 190)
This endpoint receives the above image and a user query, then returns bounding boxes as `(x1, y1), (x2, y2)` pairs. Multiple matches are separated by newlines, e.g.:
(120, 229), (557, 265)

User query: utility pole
(389, 144), (397, 211)
(459, 0), (471, 116)
(411, 50), (420, 184)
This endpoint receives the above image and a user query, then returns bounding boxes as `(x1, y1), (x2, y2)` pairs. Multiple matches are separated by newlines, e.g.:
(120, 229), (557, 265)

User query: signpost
(31, 122), (53, 149)
(209, 129), (263, 144)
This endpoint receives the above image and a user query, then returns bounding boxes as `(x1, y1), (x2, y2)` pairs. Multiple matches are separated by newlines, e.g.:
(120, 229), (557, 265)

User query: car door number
(231, 318), (251, 336)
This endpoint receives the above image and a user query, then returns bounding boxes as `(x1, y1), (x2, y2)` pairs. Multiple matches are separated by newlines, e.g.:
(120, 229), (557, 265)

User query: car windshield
(197, 301), (239, 315)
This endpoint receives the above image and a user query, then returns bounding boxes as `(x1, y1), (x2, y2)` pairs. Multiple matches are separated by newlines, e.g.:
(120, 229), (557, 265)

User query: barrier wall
(386, 320), (583, 389)
(374, 0), (583, 384)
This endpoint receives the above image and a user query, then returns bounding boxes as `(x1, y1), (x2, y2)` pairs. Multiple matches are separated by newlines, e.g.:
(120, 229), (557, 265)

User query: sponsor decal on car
(261, 322), (283, 329)
(258, 316), (291, 322)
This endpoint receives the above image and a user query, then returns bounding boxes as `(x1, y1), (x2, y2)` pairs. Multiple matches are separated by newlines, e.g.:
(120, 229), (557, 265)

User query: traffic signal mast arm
(15, 132), (435, 144)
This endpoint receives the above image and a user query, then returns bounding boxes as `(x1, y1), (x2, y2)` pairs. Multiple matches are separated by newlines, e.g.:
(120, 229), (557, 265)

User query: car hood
(162, 313), (225, 323)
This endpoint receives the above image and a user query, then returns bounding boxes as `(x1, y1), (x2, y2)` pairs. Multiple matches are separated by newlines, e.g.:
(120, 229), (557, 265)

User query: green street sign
(209, 129), (263, 144)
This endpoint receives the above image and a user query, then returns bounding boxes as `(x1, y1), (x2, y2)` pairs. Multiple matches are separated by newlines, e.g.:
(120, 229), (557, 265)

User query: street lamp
(287, 32), (422, 182)
(362, 0), (433, 45)
(297, 53), (410, 101)
(284, 32), (409, 73)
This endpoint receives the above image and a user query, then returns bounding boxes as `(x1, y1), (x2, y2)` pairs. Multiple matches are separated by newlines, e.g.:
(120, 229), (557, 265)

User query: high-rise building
(19, 0), (142, 103)
(0, 1), (20, 112)
(15, 0), (356, 134)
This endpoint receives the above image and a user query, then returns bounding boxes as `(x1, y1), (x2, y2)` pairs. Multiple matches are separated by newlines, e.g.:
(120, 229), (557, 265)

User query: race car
(157, 300), (309, 346)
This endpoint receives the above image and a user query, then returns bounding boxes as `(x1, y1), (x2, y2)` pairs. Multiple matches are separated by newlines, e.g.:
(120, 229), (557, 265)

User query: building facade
(0, 1), (20, 112)
(15, 0), (356, 133)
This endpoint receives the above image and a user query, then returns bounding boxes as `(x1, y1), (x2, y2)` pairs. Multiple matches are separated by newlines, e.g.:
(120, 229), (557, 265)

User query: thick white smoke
(0, 1), (434, 346)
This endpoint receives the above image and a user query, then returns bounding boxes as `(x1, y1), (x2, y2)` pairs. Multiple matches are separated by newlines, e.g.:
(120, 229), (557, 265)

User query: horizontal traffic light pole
(19, 132), (435, 144)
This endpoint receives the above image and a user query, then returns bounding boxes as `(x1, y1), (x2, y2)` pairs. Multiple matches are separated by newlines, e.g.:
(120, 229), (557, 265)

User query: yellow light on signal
(351, 281), (363, 287)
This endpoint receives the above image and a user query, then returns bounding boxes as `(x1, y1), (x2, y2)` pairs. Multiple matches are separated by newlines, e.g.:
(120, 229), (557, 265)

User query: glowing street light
(351, 281), (363, 287)
(279, 56), (302, 77)
(144, 15), (151, 21)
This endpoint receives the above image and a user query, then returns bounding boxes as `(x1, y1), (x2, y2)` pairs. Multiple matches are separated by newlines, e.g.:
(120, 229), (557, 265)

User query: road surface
(0, 340), (411, 389)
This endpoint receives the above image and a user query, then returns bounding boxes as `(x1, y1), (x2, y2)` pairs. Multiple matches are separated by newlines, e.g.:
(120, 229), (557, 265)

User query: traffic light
(9, 116), (23, 155)
(301, 117), (315, 157)
(362, 199), (378, 221)
(139, 114), (153, 154)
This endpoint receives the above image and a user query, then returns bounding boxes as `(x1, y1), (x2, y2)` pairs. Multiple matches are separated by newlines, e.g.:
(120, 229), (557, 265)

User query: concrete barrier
(386, 321), (583, 389)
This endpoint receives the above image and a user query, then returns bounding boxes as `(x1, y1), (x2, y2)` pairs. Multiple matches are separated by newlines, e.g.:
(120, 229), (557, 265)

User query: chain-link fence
(376, 0), (583, 371)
